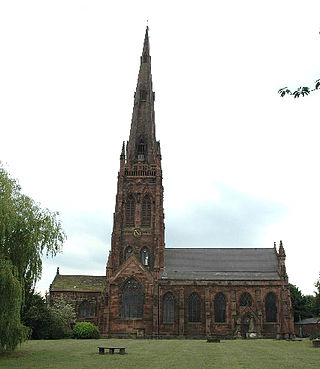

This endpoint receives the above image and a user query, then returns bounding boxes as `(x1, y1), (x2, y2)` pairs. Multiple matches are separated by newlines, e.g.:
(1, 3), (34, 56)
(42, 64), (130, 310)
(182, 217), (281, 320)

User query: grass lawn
(0, 338), (319, 369)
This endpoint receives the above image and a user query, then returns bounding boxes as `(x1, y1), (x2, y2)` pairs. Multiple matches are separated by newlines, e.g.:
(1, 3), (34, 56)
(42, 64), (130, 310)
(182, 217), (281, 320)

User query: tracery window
(163, 292), (175, 323)
(125, 246), (132, 260)
(214, 292), (226, 323)
(125, 195), (135, 227)
(141, 247), (150, 266)
(141, 195), (152, 227)
(121, 278), (143, 319)
(188, 292), (201, 322)
(137, 137), (146, 160)
(239, 292), (252, 307)
(79, 300), (91, 318)
(265, 292), (277, 322)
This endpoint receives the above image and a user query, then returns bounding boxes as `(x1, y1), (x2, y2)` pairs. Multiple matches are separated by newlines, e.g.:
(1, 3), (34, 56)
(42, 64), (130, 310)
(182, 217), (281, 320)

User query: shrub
(309, 332), (320, 340)
(72, 322), (100, 339)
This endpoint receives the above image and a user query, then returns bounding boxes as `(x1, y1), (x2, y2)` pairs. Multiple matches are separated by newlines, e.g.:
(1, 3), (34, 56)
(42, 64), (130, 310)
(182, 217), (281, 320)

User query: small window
(141, 247), (150, 266)
(105, 294), (109, 307)
(163, 292), (175, 323)
(239, 292), (252, 307)
(188, 293), (201, 322)
(214, 293), (226, 323)
(265, 292), (277, 322)
(79, 300), (91, 318)
(140, 90), (147, 101)
(125, 246), (133, 260)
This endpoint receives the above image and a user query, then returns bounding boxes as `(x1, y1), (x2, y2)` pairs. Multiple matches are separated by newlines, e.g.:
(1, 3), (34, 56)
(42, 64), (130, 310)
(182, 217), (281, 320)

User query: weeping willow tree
(0, 164), (66, 351)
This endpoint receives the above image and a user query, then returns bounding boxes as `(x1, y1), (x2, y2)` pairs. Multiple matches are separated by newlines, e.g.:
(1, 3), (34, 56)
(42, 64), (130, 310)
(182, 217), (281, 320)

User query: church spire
(127, 26), (157, 164)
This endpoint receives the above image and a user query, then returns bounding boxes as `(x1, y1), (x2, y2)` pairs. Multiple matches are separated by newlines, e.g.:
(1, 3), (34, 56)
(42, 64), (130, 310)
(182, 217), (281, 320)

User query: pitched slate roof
(50, 274), (105, 292)
(162, 248), (280, 281)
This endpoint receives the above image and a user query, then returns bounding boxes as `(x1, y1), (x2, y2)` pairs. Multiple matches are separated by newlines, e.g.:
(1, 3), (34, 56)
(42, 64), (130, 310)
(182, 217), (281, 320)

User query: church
(50, 28), (295, 339)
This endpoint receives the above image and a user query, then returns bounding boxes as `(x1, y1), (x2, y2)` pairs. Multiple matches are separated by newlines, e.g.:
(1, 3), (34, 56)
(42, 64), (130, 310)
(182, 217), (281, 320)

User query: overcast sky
(1, 1), (319, 295)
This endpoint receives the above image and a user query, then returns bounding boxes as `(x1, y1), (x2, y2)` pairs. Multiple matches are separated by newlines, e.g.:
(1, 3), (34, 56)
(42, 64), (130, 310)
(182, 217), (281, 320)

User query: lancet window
(163, 292), (175, 324)
(141, 195), (151, 227)
(125, 246), (132, 260)
(265, 292), (277, 322)
(239, 292), (252, 307)
(137, 137), (146, 160)
(125, 195), (135, 227)
(188, 292), (201, 322)
(121, 278), (143, 319)
(140, 247), (150, 266)
(214, 293), (226, 323)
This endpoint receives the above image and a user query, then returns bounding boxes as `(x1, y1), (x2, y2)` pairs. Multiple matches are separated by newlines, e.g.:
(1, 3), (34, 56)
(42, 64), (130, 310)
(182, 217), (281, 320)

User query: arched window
(188, 292), (201, 322)
(141, 195), (152, 227)
(121, 278), (143, 319)
(125, 246), (132, 260)
(163, 292), (175, 323)
(141, 247), (150, 266)
(239, 292), (252, 307)
(79, 300), (91, 318)
(214, 293), (226, 323)
(125, 195), (135, 227)
(137, 137), (146, 160)
(265, 292), (277, 322)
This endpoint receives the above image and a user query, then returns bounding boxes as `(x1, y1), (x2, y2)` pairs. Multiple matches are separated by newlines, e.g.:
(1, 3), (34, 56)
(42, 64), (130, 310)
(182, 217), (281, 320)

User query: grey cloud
(165, 183), (288, 247)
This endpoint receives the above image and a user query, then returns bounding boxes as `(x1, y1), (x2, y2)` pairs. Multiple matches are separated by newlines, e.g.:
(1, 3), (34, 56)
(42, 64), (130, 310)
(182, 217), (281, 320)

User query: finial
(57, 267), (60, 275)
(273, 241), (276, 249)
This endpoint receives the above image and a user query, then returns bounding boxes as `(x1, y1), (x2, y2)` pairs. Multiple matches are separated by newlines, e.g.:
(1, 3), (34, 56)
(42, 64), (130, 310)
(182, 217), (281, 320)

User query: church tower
(106, 26), (165, 280)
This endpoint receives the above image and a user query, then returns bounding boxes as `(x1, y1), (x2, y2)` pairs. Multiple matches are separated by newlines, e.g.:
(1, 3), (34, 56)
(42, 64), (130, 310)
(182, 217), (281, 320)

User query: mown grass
(0, 338), (319, 369)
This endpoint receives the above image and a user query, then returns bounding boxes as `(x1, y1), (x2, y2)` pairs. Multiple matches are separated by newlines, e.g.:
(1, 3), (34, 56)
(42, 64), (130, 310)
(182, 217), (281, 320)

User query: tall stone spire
(127, 26), (157, 164)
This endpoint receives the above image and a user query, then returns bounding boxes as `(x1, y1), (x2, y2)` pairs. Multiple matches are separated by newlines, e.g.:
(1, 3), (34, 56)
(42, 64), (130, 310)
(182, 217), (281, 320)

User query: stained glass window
(188, 293), (201, 322)
(239, 292), (252, 307)
(163, 292), (175, 323)
(79, 300), (91, 318)
(265, 292), (277, 322)
(214, 293), (226, 322)
(121, 278), (143, 319)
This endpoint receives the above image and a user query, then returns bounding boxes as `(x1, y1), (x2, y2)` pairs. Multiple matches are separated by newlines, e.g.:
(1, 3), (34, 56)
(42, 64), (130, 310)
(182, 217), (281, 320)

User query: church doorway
(241, 313), (256, 339)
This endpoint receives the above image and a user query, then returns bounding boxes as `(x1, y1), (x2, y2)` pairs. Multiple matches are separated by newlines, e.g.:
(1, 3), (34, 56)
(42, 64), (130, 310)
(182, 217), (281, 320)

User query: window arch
(188, 292), (201, 322)
(140, 247), (150, 266)
(137, 137), (146, 160)
(121, 278), (143, 319)
(141, 195), (152, 227)
(214, 292), (226, 322)
(125, 195), (135, 227)
(239, 292), (252, 307)
(125, 246), (133, 260)
(163, 292), (175, 323)
(265, 292), (277, 322)
(79, 300), (91, 318)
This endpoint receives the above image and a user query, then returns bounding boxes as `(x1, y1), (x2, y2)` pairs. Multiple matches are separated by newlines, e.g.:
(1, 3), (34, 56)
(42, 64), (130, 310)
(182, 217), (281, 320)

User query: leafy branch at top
(278, 79), (320, 98)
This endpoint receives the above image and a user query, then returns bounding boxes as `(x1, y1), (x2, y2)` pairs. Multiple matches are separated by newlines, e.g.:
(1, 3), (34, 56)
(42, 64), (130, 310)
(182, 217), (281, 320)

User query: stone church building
(50, 28), (295, 339)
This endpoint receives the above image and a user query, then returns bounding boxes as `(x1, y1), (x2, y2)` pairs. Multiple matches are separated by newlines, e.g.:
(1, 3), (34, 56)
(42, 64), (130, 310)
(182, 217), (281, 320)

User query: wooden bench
(98, 346), (126, 355)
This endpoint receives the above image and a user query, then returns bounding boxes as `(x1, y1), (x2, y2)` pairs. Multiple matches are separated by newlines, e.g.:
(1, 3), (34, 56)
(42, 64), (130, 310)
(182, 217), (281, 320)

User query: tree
(314, 273), (320, 317)
(0, 164), (66, 350)
(50, 296), (76, 330)
(278, 81), (320, 98)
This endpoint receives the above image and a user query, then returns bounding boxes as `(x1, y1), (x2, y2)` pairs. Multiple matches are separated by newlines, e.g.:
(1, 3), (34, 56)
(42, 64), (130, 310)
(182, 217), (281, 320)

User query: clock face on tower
(133, 228), (142, 238)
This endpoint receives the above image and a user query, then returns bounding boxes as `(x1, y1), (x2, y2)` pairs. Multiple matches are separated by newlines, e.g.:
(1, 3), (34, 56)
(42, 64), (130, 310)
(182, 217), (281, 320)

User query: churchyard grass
(0, 338), (319, 369)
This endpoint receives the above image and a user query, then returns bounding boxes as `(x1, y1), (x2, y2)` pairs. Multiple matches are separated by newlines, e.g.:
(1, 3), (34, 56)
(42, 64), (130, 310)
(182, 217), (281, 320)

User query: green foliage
(314, 273), (320, 317)
(278, 79), (320, 98)
(0, 164), (66, 284)
(0, 258), (29, 351)
(72, 322), (100, 339)
(0, 164), (66, 350)
(50, 297), (76, 330)
(21, 290), (65, 339)
(289, 284), (314, 321)
(309, 331), (320, 340)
